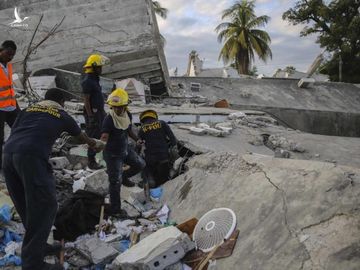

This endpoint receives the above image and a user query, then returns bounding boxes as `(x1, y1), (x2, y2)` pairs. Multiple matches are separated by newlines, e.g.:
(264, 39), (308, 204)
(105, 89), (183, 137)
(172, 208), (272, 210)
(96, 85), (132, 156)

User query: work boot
(122, 177), (135, 187)
(42, 262), (64, 270)
(45, 242), (63, 256)
(88, 160), (104, 170)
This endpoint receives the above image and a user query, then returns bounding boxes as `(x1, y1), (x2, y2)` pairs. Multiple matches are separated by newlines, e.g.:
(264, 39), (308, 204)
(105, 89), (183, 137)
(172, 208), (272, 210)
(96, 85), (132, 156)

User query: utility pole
(339, 53), (343, 82)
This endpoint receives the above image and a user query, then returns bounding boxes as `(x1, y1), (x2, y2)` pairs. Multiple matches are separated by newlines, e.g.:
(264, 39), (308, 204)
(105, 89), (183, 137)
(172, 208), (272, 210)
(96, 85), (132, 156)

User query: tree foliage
(152, 1), (168, 19)
(216, 0), (272, 75)
(283, 0), (360, 82)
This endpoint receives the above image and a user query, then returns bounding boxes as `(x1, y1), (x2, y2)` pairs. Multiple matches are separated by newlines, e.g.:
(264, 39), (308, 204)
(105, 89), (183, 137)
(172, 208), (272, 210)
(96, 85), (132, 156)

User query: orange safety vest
(0, 63), (16, 109)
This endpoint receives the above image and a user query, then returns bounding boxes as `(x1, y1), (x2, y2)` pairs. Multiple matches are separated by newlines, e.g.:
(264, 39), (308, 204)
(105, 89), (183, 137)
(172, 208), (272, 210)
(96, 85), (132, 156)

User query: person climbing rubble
(0, 40), (20, 170)
(138, 109), (177, 188)
(2, 88), (105, 270)
(100, 88), (145, 217)
(82, 54), (110, 170)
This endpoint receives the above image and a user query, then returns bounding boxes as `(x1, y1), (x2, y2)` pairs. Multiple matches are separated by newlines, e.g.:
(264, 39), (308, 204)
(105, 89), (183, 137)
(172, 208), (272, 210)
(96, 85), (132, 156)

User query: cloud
(157, 0), (322, 76)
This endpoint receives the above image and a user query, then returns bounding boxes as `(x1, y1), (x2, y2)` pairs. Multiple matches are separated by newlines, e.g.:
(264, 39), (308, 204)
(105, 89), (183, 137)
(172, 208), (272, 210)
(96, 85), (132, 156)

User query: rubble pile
(0, 182), (23, 269)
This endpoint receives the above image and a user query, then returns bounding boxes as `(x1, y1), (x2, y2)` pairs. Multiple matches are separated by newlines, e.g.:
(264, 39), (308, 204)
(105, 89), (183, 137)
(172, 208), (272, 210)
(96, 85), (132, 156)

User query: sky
(156, 0), (323, 76)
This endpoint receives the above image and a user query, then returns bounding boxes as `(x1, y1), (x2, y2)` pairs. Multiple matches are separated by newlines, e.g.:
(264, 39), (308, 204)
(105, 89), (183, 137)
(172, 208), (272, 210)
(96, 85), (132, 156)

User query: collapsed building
(0, 1), (360, 270)
(0, 0), (170, 97)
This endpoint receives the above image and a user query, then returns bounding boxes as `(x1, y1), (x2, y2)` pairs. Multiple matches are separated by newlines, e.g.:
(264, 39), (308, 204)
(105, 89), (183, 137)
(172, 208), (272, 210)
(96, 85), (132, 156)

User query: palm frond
(152, 1), (168, 19)
(216, 0), (272, 74)
(246, 15), (270, 29)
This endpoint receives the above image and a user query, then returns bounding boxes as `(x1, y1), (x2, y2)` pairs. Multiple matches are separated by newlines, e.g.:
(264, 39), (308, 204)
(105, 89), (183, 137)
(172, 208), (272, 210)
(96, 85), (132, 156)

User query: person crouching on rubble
(100, 88), (145, 217)
(3, 88), (104, 270)
(138, 110), (177, 188)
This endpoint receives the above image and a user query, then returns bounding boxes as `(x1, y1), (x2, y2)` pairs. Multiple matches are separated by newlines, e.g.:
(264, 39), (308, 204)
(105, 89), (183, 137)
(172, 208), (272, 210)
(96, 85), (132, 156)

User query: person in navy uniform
(138, 109), (177, 188)
(3, 88), (104, 270)
(100, 88), (145, 217)
(82, 54), (110, 169)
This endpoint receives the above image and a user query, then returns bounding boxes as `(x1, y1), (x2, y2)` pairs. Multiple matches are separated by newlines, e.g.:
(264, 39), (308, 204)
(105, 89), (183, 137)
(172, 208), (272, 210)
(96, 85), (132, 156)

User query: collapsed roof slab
(171, 77), (360, 137)
(163, 152), (360, 270)
(0, 0), (170, 96)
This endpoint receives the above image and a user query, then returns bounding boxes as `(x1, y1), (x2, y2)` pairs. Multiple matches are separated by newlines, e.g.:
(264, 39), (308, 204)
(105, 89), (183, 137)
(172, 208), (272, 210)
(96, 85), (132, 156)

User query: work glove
(91, 139), (106, 152)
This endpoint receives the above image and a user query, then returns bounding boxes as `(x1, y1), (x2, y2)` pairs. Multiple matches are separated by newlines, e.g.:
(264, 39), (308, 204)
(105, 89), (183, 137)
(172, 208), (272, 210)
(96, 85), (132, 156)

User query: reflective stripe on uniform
(0, 94), (16, 101)
(0, 85), (12, 92)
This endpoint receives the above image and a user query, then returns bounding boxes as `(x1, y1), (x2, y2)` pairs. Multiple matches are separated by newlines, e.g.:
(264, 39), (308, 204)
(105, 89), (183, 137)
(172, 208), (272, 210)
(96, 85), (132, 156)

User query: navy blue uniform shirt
(81, 73), (104, 111)
(4, 104), (81, 160)
(138, 119), (176, 159)
(101, 113), (131, 156)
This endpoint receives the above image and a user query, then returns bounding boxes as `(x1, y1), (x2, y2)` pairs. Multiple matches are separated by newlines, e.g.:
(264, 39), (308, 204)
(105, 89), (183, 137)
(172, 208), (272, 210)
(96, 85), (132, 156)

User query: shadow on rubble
(53, 141), (199, 242)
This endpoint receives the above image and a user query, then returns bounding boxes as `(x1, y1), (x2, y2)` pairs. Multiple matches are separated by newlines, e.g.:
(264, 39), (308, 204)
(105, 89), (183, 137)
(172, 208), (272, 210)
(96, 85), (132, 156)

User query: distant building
(273, 68), (329, 82)
(185, 50), (249, 78)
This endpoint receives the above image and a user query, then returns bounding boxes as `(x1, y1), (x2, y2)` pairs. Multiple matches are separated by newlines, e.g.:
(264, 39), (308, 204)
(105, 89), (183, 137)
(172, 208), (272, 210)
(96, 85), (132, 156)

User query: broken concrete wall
(163, 152), (360, 269)
(171, 77), (360, 137)
(0, 0), (170, 96)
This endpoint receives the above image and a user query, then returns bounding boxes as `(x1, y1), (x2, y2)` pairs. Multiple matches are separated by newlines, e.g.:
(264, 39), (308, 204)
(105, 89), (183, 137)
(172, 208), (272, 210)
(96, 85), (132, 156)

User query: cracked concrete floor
(162, 152), (360, 270)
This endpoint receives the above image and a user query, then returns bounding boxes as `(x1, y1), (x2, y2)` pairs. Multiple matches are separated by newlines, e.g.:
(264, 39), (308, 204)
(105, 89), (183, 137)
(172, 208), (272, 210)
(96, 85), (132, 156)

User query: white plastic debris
(72, 178), (86, 193)
(156, 205), (170, 225)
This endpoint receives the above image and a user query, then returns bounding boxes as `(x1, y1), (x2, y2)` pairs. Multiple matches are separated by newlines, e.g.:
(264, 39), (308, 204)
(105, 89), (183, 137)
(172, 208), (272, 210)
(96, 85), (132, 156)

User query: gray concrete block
(83, 169), (108, 196)
(189, 127), (206, 135)
(75, 237), (119, 265)
(204, 127), (227, 137)
(113, 226), (195, 270)
(49, 157), (70, 169)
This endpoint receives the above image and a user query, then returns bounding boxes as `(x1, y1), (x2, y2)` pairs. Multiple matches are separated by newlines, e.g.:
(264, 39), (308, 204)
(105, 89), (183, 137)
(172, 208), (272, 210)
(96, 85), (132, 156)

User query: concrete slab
(113, 226), (195, 269)
(75, 237), (118, 265)
(163, 152), (360, 270)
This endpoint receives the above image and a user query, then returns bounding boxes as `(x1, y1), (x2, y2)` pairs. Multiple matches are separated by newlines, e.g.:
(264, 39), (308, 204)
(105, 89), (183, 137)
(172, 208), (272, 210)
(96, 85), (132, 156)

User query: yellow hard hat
(83, 54), (110, 68)
(107, 88), (129, 107)
(140, 110), (158, 122)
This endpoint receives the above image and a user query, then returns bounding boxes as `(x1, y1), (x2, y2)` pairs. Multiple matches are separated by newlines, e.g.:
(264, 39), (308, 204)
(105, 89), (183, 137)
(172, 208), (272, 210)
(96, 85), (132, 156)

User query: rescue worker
(100, 88), (145, 217)
(3, 88), (104, 270)
(0, 40), (19, 169)
(82, 54), (109, 169)
(138, 110), (177, 187)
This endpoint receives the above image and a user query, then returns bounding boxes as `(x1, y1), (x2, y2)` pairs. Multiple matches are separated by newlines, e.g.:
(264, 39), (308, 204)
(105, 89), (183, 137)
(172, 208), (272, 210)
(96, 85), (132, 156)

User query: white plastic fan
(193, 208), (237, 252)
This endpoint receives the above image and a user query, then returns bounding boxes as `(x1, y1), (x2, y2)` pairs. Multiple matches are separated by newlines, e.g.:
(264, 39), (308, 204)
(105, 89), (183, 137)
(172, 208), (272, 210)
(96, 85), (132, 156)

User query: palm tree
(152, 1), (168, 19)
(215, 0), (272, 75)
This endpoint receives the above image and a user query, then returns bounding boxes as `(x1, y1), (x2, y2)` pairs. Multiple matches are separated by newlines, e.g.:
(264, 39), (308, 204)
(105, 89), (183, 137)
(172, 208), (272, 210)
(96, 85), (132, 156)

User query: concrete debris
(215, 126), (233, 134)
(27, 76), (56, 98)
(228, 111), (246, 120)
(274, 149), (291, 159)
(215, 122), (233, 129)
(49, 157), (70, 169)
(113, 226), (195, 270)
(75, 236), (118, 265)
(268, 135), (306, 153)
(203, 127), (226, 137)
(83, 169), (109, 196)
(121, 201), (141, 219)
(64, 101), (84, 113)
(173, 158), (184, 171)
(197, 123), (210, 129)
(248, 136), (264, 146)
(189, 127), (206, 136)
